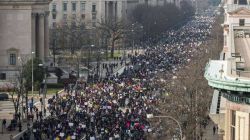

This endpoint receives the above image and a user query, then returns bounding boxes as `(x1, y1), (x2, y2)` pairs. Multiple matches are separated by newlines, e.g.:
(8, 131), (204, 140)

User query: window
(224, 35), (227, 46)
(231, 110), (236, 140)
(81, 2), (85, 12)
(234, 0), (237, 4)
(81, 14), (85, 19)
(63, 14), (67, 21)
(52, 22), (57, 28)
(92, 4), (96, 12)
(72, 2), (76, 12)
(92, 22), (96, 27)
(52, 4), (56, 12)
(72, 14), (76, 20)
(0, 73), (6, 80)
(92, 13), (96, 20)
(239, 0), (247, 5)
(239, 19), (245, 26)
(52, 14), (56, 19)
(9, 53), (16, 65)
(63, 2), (67, 12)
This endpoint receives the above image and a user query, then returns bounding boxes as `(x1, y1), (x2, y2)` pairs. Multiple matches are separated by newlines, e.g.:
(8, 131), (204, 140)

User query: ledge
(204, 60), (250, 92)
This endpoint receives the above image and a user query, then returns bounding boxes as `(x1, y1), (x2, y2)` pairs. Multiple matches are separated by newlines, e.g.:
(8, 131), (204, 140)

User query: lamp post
(31, 51), (35, 98)
(138, 25), (143, 53)
(99, 51), (105, 79)
(38, 63), (47, 117)
(88, 44), (94, 81)
(132, 29), (134, 54)
(147, 114), (183, 140)
(132, 23), (135, 54)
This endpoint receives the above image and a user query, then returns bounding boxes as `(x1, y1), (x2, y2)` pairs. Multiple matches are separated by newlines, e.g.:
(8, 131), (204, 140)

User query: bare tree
(130, 3), (194, 40)
(97, 18), (127, 58)
(50, 18), (91, 65)
(153, 14), (223, 139)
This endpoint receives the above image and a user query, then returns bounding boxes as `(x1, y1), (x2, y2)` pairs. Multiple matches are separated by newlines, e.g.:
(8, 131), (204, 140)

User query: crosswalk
(0, 97), (49, 120)
(0, 101), (15, 119)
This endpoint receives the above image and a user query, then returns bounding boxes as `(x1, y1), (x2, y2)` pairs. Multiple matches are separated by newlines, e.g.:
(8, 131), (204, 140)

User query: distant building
(48, 0), (182, 28)
(205, 0), (250, 140)
(0, 0), (50, 81)
(49, 0), (128, 28)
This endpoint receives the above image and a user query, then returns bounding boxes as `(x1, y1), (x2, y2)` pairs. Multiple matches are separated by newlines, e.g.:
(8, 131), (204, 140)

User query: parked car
(0, 93), (8, 101)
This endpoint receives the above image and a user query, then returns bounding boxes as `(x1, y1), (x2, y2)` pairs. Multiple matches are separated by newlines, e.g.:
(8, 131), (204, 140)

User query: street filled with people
(22, 10), (217, 140)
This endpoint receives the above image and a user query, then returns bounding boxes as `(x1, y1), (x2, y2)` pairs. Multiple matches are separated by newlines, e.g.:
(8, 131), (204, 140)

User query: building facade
(48, 0), (182, 28)
(49, 0), (127, 28)
(205, 0), (250, 140)
(0, 0), (50, 81)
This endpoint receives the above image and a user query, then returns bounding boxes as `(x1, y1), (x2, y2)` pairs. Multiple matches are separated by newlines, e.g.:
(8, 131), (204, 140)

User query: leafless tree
(50, 18), (91, 65)
(130, 2), (194, 40)
(152, 13), (224, 139)
(97, 18), (127, 58)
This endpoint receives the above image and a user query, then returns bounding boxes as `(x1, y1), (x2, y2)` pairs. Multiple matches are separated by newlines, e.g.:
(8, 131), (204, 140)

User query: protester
(30, 11), (215, 140)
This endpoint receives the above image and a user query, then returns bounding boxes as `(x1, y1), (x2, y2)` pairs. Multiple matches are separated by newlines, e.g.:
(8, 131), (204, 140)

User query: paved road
(0, 64), (126, 140)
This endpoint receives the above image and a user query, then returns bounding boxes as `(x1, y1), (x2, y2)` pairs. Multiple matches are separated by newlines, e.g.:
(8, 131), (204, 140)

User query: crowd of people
(25, 10), (216, 140)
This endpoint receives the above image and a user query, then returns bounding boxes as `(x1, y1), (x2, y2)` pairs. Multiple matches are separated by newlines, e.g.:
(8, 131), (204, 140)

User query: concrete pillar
(114, 1), (117, 20)
(225, 107), (231, 140)
(31, 13), (37, 56)
(105, 1), (107, 21)
(38, 13), (45, 62)
(113, 2), (116, 19)
(44, 11), (49, 60)
(218, 129), (225, 140)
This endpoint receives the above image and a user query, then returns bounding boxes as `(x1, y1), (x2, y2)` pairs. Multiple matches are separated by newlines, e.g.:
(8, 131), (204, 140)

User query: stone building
(0, 0), (50, 81)
(205, 0), (250, 139)
(48, 0), (182, 28)
(49, 0), (127, 28)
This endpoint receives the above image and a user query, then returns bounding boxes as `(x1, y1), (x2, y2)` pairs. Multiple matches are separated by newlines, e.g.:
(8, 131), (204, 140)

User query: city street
(0, 1), (221, 140)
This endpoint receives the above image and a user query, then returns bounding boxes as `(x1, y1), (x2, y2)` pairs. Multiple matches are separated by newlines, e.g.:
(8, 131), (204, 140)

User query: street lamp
(38, 63), (47, 117)
(99, 51), (105, 79)
(31, 51), (35, 98)
(132, 29), (134, 54)
(147, 114), (183, 140)
(88, 44), (94, 81)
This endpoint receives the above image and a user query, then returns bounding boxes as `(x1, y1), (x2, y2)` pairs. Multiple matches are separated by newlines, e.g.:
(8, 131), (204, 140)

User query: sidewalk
(0, 90), (64, 140)
(202, 120), (219, 140)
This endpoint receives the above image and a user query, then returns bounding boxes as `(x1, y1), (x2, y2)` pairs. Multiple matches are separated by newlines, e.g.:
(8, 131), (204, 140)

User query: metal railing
(226, 4), (250, 12)
(223, 92), (250, 104)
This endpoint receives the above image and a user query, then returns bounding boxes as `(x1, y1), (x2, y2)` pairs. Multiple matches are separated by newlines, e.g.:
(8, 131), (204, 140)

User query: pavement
(202, 120), (219, 140)
(0, 90), (71, 140)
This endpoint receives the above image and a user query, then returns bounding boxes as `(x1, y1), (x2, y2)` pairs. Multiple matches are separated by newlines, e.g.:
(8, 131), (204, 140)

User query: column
(31, 13), (37, 56)
(44, 11), (49, 60)
(112, 2), (115, 19)
(115, 1), (117, 20)
(38, 13), (45, 62)
(105, 2), (107, 21)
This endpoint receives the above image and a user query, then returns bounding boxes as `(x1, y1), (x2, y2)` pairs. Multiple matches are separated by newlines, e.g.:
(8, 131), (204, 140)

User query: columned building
(205, 0), (250, 140)
(0, 0), (50, 81)
(49, 0), (126, 28)
(48, 0), (183, 28)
